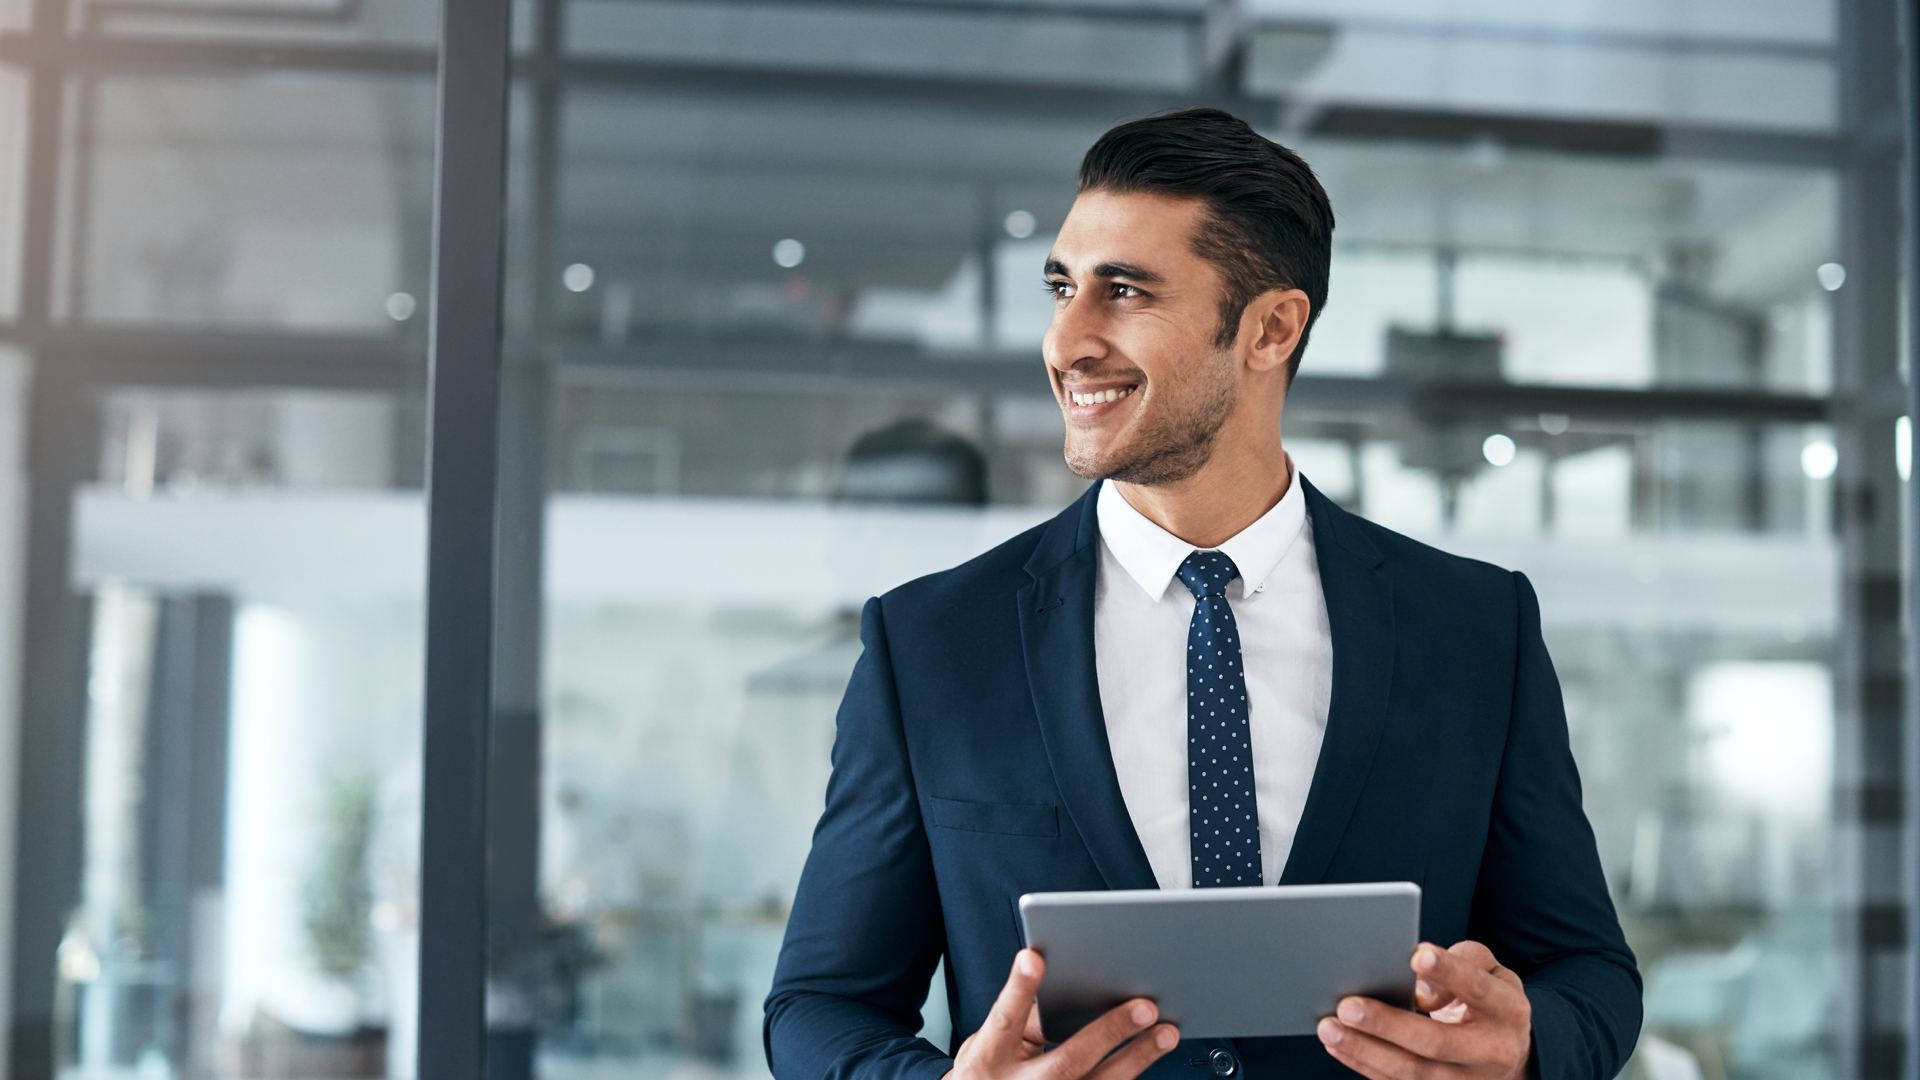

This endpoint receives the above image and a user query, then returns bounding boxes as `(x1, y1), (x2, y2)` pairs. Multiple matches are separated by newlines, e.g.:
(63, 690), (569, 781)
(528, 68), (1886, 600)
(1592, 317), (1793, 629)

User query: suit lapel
(1018, 482), (1159, 891)
(1279, 479), (1396, 885)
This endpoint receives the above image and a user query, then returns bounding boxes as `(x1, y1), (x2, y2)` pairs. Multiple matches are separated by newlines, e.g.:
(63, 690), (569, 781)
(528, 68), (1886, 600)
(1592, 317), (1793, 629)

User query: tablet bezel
(1017, 881), (1421, 1042)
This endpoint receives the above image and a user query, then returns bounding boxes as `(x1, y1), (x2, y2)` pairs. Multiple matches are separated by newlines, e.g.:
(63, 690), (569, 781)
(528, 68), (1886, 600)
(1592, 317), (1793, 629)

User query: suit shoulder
(877, 514), (1052, 615)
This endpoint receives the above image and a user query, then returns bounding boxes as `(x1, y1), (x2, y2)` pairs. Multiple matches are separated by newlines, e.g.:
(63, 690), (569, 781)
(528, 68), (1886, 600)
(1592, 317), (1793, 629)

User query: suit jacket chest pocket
(930, 797), (1059, 838)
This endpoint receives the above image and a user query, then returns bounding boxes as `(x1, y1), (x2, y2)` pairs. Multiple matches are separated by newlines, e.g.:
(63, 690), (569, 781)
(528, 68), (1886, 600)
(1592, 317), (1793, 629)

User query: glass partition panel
(500, 6), (1849, 1080)
(73, 74), (434, 332)
(65, 384), (428, 1079)
(0, 45), (436, 1080)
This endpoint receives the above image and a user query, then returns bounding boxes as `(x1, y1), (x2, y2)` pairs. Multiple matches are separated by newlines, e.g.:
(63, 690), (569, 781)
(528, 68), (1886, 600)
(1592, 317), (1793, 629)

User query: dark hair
(1078, 108), (1334, 380)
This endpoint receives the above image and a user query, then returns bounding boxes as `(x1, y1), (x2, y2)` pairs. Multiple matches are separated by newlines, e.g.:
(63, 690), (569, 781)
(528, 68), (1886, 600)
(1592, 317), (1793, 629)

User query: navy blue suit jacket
(766, 479), (1641, 1080)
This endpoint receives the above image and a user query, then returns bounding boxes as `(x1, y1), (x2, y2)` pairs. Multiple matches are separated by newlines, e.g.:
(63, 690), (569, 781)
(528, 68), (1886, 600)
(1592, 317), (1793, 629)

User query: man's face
(1042, 189), (1239, 486)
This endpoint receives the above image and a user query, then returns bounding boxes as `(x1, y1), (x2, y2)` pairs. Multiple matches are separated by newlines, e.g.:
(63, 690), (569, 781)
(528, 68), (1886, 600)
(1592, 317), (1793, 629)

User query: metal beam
(0, 321), (1838, 425)
(1664, 123), (1843, 168)
(0, 30), (435, 75)
(555, 338), (1833, 423)
(539, 53), (1277, 125)
(0, 29), (1844, 168)
(6, 327), (419, 389)
(415, 0), (512, 1067)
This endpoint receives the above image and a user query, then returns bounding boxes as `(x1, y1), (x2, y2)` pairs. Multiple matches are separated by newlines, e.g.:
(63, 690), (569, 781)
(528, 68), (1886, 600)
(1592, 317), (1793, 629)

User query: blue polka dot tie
(1179, 550), (1262, 888)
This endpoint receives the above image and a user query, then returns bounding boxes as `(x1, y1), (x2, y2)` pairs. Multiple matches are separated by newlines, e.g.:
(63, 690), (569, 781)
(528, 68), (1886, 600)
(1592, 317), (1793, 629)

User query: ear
(1239, 288), (1311, 376)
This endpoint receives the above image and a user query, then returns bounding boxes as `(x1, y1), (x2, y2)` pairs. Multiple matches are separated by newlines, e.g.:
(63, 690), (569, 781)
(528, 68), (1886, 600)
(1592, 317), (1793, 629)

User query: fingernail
(1414, 946), (1437, 972)
(1156, 1027), (1178, 1049)
(1337, 998), (1365, 1024)
(1318, 1019), (1344, 1045)
(1132, 1002), (1156, 1026)
(1017, 951), (1037, 978)
(1415, 980), (1435, 1001)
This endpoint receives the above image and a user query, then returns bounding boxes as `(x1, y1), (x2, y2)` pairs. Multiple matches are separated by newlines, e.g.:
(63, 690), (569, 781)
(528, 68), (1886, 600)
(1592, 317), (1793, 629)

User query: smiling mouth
(1067, 386), (1137, 406)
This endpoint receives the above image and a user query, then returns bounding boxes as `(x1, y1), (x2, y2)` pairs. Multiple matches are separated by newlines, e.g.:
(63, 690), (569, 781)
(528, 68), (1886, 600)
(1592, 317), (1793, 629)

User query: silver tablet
(1018, 882), (1420, 1042)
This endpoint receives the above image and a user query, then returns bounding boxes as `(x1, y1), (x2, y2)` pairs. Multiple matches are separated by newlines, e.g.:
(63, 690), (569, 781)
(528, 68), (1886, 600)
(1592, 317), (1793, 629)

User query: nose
(1043, 289), (1108, 377)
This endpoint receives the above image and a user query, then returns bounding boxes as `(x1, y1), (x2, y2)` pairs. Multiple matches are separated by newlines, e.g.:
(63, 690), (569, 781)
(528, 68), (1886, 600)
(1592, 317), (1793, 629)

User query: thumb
(978, 949), (1045, 1060)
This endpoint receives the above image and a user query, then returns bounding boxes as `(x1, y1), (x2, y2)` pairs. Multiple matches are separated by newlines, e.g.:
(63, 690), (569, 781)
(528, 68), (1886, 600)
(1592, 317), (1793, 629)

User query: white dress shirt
(1093, 465), (1333, 889)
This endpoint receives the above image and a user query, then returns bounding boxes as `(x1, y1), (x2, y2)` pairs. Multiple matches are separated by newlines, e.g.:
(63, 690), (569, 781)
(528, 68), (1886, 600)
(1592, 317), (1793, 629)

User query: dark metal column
(16, 0), (65, 331)
(6, 363), (96, 1080)
(416, 0), (514, 1065)
(485, 360), (550, 1080)
(483, 0), (562, 1073)
(1901, 3), (1920, 1077)
(1835, 2), (1909, 1078)
(5, 0), (82, 1063)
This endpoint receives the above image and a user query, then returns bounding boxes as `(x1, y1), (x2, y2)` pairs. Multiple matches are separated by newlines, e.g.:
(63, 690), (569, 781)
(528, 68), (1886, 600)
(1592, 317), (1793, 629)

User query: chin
(1066, 436), (1215, 488)
(1062, 438), (1118, 481)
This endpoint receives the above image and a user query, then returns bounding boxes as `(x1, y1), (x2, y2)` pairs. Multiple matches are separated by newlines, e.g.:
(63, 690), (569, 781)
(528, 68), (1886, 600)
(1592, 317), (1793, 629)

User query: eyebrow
(1043, 258), (1166, 285)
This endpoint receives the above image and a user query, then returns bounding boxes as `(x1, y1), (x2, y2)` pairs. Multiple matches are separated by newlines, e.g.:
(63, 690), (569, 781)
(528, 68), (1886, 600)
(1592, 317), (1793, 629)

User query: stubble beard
(1062, 350), (1238, 487)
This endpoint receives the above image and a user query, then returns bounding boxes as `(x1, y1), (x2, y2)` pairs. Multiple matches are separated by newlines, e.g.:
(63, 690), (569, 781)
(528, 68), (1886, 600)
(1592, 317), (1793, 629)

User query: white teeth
(1071, 387), (1133, 406)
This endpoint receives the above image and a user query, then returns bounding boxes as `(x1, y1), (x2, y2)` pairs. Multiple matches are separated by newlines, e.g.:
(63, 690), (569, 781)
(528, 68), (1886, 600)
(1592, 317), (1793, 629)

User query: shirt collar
(1095, 458), (1309, 603)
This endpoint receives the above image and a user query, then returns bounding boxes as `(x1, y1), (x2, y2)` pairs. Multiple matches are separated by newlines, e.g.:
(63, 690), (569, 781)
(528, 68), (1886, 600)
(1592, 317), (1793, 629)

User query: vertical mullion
(1903, 0), (1920, 1076)
(7, 0), (84, 1062)
(1834, 2), (1910, 1078)
(417, 0), (513, 1067)
(16, 0), (67, 332)
(483, 0), (565, 1070)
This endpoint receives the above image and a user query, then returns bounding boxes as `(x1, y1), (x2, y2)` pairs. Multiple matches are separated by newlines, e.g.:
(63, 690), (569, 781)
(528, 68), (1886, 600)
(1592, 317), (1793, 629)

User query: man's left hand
(1315, 940), (1532, 1080)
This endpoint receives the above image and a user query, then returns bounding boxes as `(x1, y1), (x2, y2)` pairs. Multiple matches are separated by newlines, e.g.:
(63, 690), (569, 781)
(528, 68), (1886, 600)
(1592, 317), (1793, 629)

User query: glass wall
(0, 1), (1909, 1080)
(0, 3), (438, 1069)
(497, 7), (1873, 1080)
(69, 385), (430, 1078)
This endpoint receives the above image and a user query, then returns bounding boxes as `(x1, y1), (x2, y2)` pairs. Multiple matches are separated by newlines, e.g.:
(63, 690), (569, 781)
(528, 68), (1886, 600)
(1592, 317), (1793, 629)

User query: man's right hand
(946, 948), (1179, 1080)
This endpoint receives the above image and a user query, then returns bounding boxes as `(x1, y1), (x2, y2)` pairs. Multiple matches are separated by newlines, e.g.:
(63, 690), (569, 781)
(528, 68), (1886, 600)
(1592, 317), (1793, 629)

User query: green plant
(305, 773), (376, 981)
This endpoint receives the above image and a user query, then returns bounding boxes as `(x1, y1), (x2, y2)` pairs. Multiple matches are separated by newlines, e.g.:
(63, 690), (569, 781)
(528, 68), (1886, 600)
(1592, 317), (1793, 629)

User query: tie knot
(1176, 550), (1239, 600)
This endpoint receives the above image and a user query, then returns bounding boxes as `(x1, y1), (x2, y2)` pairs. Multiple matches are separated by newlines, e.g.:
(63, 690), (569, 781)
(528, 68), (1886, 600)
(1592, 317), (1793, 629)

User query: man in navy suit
(765, 110), (1640, 1080)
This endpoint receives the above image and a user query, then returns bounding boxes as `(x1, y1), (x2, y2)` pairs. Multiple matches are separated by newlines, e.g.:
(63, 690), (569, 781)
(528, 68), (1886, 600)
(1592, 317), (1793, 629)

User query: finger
(1318, 1017), (1454, 1080)
(1412, 943), (1522, 1020)
(1448, 941), (1526, 996)
(978, 950), (1046, 1059)
(1084, 1024), (1181, 1080)
(1024, 999), (1045, 1046)
(1413, 977), (1458, 1015)
(1331, 996), (1500, 1067)
(1035, 999), (1161, 1080)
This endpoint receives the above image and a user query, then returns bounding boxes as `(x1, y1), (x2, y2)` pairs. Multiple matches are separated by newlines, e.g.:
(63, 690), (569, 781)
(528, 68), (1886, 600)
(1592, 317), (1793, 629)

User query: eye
(1110, 282), (1144, 299)
(1045, 278), (1074, 299)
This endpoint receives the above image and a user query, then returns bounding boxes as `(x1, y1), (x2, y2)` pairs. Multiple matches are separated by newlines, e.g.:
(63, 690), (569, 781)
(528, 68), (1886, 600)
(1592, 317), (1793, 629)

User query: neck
(1112, 423), (1292, 549)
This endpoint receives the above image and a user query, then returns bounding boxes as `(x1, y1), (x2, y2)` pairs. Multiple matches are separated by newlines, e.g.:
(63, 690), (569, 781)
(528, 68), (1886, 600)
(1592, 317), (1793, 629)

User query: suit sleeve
(764, 597), (953, 1080)
(1468, 572), (1643, 1080)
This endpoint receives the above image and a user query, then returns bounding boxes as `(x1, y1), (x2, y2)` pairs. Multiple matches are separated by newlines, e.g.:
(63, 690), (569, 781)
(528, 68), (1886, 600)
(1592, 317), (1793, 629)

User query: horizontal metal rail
(0, 30), (1843, 165)
(0, 322), (1833, 424)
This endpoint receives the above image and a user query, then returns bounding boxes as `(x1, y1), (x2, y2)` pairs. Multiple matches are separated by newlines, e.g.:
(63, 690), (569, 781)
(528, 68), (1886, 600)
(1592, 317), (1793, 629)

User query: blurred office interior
(0, 0), (1913, 1079)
